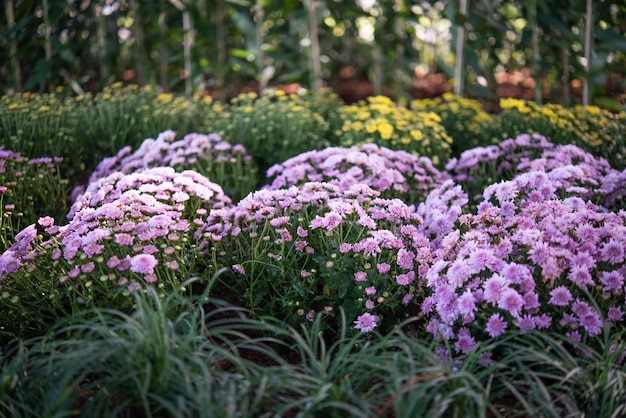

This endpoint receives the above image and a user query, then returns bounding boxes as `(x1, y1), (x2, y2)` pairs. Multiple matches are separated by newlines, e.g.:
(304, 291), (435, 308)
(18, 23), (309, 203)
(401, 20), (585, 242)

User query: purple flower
(485, 313), (508, 338)
(396, 248), (415, 270)
(365, 300), (375, 309)
(354, 312), (379, 332)
(355, 271), (367, 282)
(396, 271), (415, 286)
(365, 286), (376, 296)
(37, 216), (55, 227)
(548, 286), (573, 306)
(166, 260), (180, 270)
(483, 274), (509, 304)
(129, 254), (158, 275)
(232, 264), (246, 275)
(600, 239), (624, 264)
(81, 262), (95, 274)
(68, 266), (81, 279)
(377, 262), (391, 274)
(600, 271), (624, 294)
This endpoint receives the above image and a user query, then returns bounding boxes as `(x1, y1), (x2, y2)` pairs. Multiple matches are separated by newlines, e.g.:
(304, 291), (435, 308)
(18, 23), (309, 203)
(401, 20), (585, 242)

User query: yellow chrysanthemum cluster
(339, 96), (452, 166)
(496, 98), (626, 169)
(411, 93), (493, 153)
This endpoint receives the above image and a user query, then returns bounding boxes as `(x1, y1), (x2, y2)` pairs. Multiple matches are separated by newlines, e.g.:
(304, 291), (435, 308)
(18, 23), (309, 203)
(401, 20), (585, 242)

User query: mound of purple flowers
(73, 130), (256, 202)
(265, 144), (448, 205)
(446, 133), (626, 209)
(0, 167), (232, 335)
(421, 170), (626, 355)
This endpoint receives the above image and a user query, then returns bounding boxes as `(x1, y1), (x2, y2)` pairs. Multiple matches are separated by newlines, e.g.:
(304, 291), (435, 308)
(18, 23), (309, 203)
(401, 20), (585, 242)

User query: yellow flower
(357, 110), (371, 120)
(378, 123), (394, 139)
(157, 93), (173, 103)
(365, 121), (377, 134)
(102, 93), (112, 100)
(410, 130), (424, 141)
(40, 105), (51, 112)
(8, 103), (18, 110)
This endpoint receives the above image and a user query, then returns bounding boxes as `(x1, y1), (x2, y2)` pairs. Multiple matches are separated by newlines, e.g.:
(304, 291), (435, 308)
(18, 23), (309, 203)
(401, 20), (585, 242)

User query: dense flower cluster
(0, 149), (68, 251)
(196, 181), (437, 331)
(338, 96), (452, 167)
(0, 167), (231, 335)
(421, 170), (626, 354)
(73, 130), (256, 202)
(265, 143), (448, 205)
(446, 133), (626, 210)
(482, 98), (626, 170)
(410, 93), (493, 153)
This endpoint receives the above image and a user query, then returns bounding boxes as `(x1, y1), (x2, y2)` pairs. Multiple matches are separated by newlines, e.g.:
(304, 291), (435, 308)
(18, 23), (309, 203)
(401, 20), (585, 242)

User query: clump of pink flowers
(421, 169), (626, 354)
(0, 149), (68, 250)
(446, 133), (626, 210)
(72, 130), (257, 202)
(0, 167), (231, 336)
(265, 144), (448, 206)
(197, 181), (435, 332)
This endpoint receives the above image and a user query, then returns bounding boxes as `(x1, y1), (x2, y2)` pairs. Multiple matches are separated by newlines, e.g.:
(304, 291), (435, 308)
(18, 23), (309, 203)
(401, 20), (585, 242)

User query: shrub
(338, 95), (453, 167)
(0, 150), (69, 251)
(265, 143), (448, 206)
(420, 170), (626, 358)
(219, 92), (332, 176)
(0, 167), (230, 339)
(74, 130), (258, 203)
(479, 98), (626, 170)
(410, 92), (494, 155)
(445, 133), (626, 210)
(196, 180), (467, 334)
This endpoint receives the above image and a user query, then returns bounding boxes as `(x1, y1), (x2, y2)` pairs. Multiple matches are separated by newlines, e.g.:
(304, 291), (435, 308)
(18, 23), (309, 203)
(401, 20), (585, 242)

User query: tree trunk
(582, 0), (592, 108)
(159, 2), (169, 91)
(6, 0), (21, 91)
(306, 0), (323, 92)
(453, 0), (468, 96)
(255, 0), (265, 94)
(42, 0), (53, 91)
(216, 0), (226, 101)
(528, 0), (542, 104)
(129, 0), (146, 86)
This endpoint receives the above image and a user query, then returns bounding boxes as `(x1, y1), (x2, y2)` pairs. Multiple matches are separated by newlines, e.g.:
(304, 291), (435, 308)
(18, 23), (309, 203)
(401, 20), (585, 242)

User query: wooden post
(254, 0), (265, 94)
(528, 0), (542, 104)
(6, 0), (22, 91)
(582, 0), (592, 108)
(42, 0), (53, 91)
(453, 0), (468, 96)
(306, 0), (323, 92)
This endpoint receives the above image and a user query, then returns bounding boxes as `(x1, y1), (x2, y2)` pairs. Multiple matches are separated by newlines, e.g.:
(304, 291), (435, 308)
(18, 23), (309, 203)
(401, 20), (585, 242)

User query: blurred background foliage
(1, 0), (625, 108)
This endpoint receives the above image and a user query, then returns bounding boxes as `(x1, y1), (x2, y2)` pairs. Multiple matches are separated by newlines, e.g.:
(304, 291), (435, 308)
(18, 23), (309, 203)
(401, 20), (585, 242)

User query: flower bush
(0, 149), (69, 251)
(446, 133), (626, 210)
(410, 92), (494, 154)
(75, 130), (257, 203)
(218, 92), (332, 175)
(338, 96), (453, 167)
(265, 143), (448, 206)
(420, 170), (626, 356)
(478, 98), (626, 170)
(0, 167), (231, 338)
(194, 178), (469, 334)
(196, 182), (437, 332)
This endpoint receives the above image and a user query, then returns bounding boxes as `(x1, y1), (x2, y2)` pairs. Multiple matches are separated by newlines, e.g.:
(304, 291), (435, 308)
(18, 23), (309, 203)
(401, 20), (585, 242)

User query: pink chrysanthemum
(129, 253), (158, 275)
(354, 312), (379, 332)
